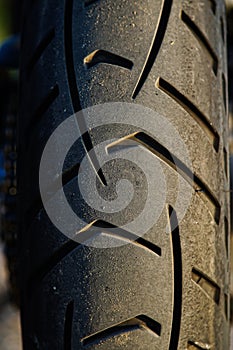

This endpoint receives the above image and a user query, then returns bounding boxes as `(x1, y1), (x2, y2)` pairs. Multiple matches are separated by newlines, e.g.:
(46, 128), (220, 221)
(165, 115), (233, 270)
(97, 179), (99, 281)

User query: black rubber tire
(18, 0), (230, 349)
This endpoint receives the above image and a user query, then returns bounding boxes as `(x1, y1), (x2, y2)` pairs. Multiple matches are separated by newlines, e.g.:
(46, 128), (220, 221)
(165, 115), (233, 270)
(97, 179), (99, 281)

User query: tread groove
(84, 0), (99, 6)
(188, 340), (212, 349)
(192, 268), (220, 304)
(168, 206), (182, 350)
(181, 10), (218, 75)
(223, 147), (228, 178)
(27, 28), (55, 74)
(224, 293), (229, 320)
(108, 132), (221, 224)
(29, 240), (81, 288)
(209, 0), (216, 14)
(156, 77), (220, 151)
(224, 216), (229, 257)
(132, 0), (173, 99)
(62, 163), (81, 188)
(29, 218), (162, 289)
(81, 315), (161, 347)
(222, 73), (227, 111)
(77, 219), (162, 256)
(24, 163), (81, 232)
(65, 0), (107, 185)
(32, 84), (59, 126)
(134, 132), (220, 223)
(84, 50), (133, 70)
(64, 301), (74, 350)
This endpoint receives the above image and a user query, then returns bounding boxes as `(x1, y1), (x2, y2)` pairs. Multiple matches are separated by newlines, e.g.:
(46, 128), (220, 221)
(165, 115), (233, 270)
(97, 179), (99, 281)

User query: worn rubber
(19, 0), (230, 349)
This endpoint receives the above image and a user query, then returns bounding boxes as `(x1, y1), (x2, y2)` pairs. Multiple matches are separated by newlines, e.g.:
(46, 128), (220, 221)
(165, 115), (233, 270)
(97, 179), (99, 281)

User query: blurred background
(0, 1), (21, 349)
(0, 0), (232, 349)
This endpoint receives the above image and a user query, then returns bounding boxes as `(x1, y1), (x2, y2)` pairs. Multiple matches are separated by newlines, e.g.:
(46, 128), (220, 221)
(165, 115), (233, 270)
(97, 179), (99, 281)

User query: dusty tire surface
(19, 0), (230, 349)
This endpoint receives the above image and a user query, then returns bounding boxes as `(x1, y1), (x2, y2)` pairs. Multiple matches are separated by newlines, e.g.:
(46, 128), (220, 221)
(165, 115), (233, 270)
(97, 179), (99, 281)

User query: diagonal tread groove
(188, 340), (212, 349)
(181, 10), (218, 75)
(25, 84), (59, 147)
(29, 218), (161, 289)
(62, 163), (81, 188)
(132, 0), (173, 99)
(65, 0), (106, 185)
(110, 132), (220, 224)
(192, 268), (220, 304)
(84, 49), (133, 70)
(81, 315), (161, 347)
(209, 0), (216, 14)
(25, 162), (81, 233)
(84, 0), (99, 6)
(77, 219), (162, 256)
(32, 84), (59, 126)
(29, 240), (81, 288)
(27, 28), (55, 74)
(156, 77), (220, 151)
(134, 133), (220, 223)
